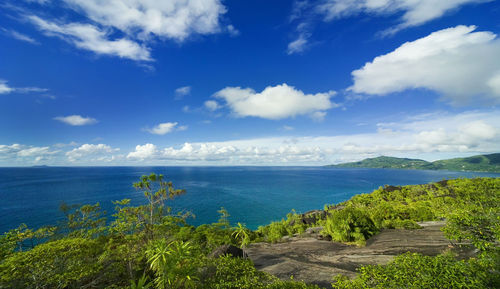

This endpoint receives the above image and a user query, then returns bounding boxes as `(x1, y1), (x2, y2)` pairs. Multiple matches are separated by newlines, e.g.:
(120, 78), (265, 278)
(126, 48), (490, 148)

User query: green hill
(330, 153), (500, 173)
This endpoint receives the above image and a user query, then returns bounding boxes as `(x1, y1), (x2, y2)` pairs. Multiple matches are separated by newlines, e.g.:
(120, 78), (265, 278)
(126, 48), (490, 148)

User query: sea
(1, 166), (498, 233)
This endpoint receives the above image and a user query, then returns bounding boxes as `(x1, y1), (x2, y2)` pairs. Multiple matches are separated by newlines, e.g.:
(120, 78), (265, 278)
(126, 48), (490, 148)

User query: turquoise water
(0, 166), (498, 232)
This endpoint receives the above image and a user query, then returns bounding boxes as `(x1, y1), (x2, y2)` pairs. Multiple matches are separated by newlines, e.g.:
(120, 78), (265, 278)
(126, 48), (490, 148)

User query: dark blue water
(0, 166), (498, 232)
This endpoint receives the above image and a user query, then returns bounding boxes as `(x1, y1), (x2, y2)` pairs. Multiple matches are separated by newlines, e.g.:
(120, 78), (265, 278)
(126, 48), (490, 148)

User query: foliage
(146, 239), (199, 289)
(130, 274), (152, 289)
(322, 205), (377, 246)
(59, 202), (107, 238)
(332, 252), (496, 289)
(0, 238), (104, 289)
(0, 175), (498, 289)
(201, 255), (320, 289)
(232, 222), (251, 248)
(0, 223), (55, 259)
(256, 210), (311, 243)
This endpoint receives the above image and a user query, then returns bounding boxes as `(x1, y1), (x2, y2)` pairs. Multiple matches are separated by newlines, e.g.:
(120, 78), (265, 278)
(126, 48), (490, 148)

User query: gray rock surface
(246, 221), (473, 288)
(209, 244), (248, 258)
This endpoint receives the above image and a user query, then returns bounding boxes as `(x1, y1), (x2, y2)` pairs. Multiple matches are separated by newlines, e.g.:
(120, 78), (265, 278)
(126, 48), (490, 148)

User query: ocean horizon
(1, 166), (499, 233)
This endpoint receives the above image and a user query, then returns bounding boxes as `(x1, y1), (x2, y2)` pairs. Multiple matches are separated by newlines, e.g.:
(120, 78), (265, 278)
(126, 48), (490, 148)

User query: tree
(232, 222), (250, 249)
(133, 173), (186, 239)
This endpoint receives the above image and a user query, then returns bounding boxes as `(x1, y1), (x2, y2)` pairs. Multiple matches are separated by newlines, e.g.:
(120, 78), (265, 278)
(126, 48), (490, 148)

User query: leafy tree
(232, 222), (250, 248)
(59, 202), (107, 238)
(133, 173), (186, 239)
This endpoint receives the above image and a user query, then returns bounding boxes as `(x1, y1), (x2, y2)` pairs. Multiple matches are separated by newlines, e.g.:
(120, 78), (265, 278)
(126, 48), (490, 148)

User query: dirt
(245, 221), (474, 288)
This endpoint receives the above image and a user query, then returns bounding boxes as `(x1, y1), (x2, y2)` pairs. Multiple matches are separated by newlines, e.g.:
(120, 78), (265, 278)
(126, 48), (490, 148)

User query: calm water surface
(1, 166), (498, 232)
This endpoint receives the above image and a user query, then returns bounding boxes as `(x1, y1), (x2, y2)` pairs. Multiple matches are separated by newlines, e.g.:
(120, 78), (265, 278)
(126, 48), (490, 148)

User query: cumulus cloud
(316, 0), (489, 34)
(28, 16), (152, 61)
(175, 86), (191, 99)
(204, 100), (220, 111)
(213, 83), (337, 120)
(0, 144), (59, 163)
(127, 143), (158, 160)
(66, 143), (119, 162)
(146, 122), (186, 135)
(349, 25), (500, 104)
(54, 115), (98, 126)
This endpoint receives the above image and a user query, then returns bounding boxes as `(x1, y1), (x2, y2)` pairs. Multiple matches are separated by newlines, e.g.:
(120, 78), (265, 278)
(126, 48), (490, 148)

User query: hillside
(330, 153), (500, 173)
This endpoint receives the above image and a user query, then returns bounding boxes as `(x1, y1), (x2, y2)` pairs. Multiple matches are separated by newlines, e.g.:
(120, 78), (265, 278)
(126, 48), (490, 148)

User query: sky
(0, 0), (499, 166)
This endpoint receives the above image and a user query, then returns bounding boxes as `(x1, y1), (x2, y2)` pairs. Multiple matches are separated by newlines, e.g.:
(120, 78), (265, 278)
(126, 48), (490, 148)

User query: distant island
(328, 153), (500, 173)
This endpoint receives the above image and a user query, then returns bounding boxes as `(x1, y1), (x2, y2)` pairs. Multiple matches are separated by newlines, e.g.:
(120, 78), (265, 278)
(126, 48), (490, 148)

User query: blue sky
(0, 0), (499, 166)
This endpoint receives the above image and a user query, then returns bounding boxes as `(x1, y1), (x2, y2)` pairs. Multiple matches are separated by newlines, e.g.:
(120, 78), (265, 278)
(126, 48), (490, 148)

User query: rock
(209, 244), (248, 258)
(290, 210), (328, 226)
(246, 221), (474, 288)
(305, 226), (323, 235)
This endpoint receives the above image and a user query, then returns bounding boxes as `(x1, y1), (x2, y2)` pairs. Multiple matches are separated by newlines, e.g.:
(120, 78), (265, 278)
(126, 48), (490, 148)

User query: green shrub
(257, 220), (289, 243)
(333, 252), (495, 289)
(201, 256), (320, 289)
(0, 238), (103, 289)
(322, 206), (378, 246)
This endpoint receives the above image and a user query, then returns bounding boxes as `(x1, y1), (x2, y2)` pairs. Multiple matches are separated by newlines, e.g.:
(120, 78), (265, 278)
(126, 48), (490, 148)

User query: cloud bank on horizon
(0, 0), (499, 166)
(1, 110), (499, 166)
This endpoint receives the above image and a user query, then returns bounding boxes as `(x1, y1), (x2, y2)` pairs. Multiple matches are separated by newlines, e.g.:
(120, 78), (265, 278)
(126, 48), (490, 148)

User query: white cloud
(283, 125), (295, 131)
(214, 83), (337, 120)
(227, 24), (240, 37)
(127, 143), (158, 160)
(125, 110), (500, 165)
(66, 143), (119, 162)
(28, 15), (152, 61)
(287, 21), (312, 55)
(0, 144), (59, 163)
(175, 86), (191, 99)
(316, 0), (489, 33)
(0, 80), (14, 94)
(0, 79), (47, 94)
(146, 122), (186, 135)
(2, 110), (499, 166)
(204, 100), (220, 111)
(62, 0), (227, 41)
(1, 28), (39, 44)
(21, 0), (229, 61)
(349, 25), (500, 104)
(54, 115), (98, 126)
(287, 34), (309, 55)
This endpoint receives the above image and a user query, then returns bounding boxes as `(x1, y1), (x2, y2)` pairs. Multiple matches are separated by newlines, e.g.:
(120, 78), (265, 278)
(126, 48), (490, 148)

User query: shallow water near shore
(0, 166), (498, 233)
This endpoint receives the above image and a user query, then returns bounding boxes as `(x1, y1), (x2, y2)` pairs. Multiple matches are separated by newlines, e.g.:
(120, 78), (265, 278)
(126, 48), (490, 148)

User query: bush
(257, 220), (289, 243)
(322, 206), (377, 246)
(0, 238), (104, 289)
(333, 252), (495, 289)
(201, 256), (320, 289)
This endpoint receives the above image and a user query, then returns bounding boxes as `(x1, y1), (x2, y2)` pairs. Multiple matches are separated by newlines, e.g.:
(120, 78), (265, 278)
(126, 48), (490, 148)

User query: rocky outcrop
(246, 221), (474, 288)
(209, 244), (248, 258)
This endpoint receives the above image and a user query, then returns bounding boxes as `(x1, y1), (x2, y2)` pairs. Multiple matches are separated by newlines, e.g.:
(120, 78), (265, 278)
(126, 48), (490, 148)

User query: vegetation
(333, 252), (497, 289)
(0, 173), (317, 289)
(0, 175), (498, 288)
(257, 178), (499, 287)
(329, 153), (500, 173)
